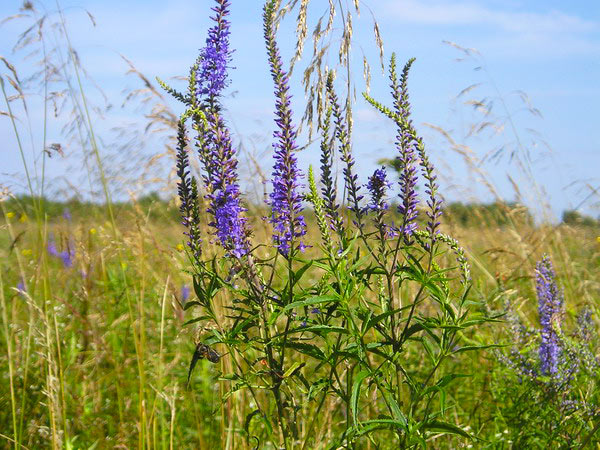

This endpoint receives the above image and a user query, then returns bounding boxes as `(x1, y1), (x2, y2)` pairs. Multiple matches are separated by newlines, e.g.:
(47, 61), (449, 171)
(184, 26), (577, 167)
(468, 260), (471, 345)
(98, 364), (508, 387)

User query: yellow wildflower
(6, 212), (15, 219)
(176, 243), (185, 252)
(90, 228), (97, 235)
(21, 249), (32, 256)
(19, 213), (28, 223)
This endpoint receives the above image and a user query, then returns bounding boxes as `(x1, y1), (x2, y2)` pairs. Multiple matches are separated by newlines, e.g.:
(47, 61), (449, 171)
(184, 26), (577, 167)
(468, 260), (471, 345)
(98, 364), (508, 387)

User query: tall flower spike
(327, 72), (364, 221)
(390, 55), (419, 240)
(319, 107), (337, 216)
(536, 255), (563, 377)
(202, 112), (250, 258)
(319, 105), (345, 239)
(416, 137), (442, 245)
(176, 120), (202, 259)
(196, 0), (232, 106)
(192, 0), (250, 258)
(263, 0), (306, 257)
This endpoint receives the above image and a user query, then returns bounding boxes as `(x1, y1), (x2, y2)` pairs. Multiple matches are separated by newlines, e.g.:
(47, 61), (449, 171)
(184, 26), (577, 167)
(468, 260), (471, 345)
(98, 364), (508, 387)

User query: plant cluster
(493, 255), (600, 447)
(163, 0), (488, 447)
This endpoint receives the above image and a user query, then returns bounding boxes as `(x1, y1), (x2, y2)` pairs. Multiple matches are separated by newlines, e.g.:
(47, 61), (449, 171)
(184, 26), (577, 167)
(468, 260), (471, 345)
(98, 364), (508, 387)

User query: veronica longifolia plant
(493, 255), (600, 447)
(163, 0), (486, 447)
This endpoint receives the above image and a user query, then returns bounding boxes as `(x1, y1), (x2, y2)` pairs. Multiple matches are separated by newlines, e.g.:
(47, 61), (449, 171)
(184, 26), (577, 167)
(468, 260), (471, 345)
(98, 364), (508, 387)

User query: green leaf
(283, 361), (305, 378)
(292, 260), (313, 286)
(244, 409), (262, 437)
(356, 419), (408, 435)
(182, 315), (211, 326)
(382, 391), (407, 428)
(403, 322), (425, 340)
(363, 306), (412, 334)
(422, 420), (471, 438)
(183, 301), (203, 311)
(435, 373), (469, 389)
(282, 295), (338, 312)
(421, 337), (436, 362)
(351, 370), (370, 426)
(228, 317), (256, 339)
(284, 342), (326, 361)
(192, 275), (204, 299)
(441, 301), (457, 320)
(349, 255), (370, 272)
(452, 344), (501, 354)
(424, 373), (470, 395)
(286, 325), (348, 337)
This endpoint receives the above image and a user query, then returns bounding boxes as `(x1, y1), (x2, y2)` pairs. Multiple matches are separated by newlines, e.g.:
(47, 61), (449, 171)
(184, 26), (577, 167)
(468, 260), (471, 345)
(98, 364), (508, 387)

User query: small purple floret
(17, 278), (26, 294)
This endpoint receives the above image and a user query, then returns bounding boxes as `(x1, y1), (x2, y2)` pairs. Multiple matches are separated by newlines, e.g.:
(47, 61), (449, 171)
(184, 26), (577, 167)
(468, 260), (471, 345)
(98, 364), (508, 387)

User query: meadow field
(1, 0), (600, 449)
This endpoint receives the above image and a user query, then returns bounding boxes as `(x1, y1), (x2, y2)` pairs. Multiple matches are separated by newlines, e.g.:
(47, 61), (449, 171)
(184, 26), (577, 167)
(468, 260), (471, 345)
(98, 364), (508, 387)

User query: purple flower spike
(59, 248), (74, 268)
(209, 177), (249, 258)
(193, 0), (250, 259)
(390, 57), (419, 240)
(181, 284), (191, 303)
(47, 236), (75, 268)
(263, 1), (306, 257)
(58, 240), (75, 268)
(326, 73), (364, 220)
(576, 307), (593, 342)
(196, 0), (232, 104)
(366, 167), (391, 214)
(202, 113), (249, 258)
(176, 121), (202, 259)
(17, 278), (26, 295)
(536, 255), (563, 377)
(366, 167), (398, 240)
(47, 239), (59, 257)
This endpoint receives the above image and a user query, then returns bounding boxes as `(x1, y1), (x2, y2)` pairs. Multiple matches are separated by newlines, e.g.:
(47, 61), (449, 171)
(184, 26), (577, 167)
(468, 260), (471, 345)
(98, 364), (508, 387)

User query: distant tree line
(2, 194), (598, 228)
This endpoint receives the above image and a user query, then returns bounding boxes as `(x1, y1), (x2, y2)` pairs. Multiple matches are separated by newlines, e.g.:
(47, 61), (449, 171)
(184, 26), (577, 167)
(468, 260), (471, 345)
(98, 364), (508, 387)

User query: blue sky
(1, 0), (599, 219)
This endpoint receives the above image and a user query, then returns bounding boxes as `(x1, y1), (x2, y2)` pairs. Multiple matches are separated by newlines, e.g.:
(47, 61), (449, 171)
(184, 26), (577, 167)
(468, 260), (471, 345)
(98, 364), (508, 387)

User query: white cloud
(382, 0), (598, 34)
(354, 107), (380, 123)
